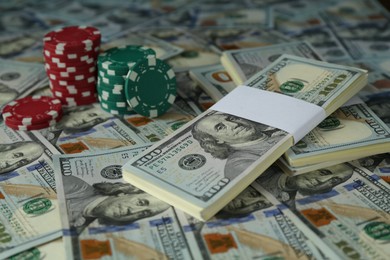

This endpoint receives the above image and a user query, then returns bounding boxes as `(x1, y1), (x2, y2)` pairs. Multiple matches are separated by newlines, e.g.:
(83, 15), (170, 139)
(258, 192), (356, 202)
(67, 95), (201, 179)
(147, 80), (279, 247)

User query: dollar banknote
(175, 71), (215, 115)
(0, 31), (44, 62)
(189, 5), (273, 28)
(255, 163), (390, 259)
(122, 102), (195, 143)
(54, 144), (196, 259)
(176, 185), (329, 259)
(244, 54), (367, 112)
(189, 64), (236, 101)
(192, 27), (288, 52)
(358, 71), (390, 127)
(36, 103), (145, 154)
(273, 1), (328, 36)
(283, 102), (390, 167)
(158, 1), (273, 28)
(336, 23), (390, 60)
(289, 27), (352, 62)
(122, 55), (367, 220)
(321, 0), (389, 29)
(145, 28), (221, 72)
(101, 30), (183, 60)
(0, 58), (47, 109)
(9, 238), (65, 260)
(354, 152), (390, 183)
(0, 121), (62, 259)
(220, 41), (322, 84)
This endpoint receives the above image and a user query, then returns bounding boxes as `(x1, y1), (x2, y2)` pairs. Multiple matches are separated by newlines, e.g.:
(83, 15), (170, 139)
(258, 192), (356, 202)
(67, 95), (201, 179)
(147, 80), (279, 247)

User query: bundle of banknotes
(1, 0), (390, 259)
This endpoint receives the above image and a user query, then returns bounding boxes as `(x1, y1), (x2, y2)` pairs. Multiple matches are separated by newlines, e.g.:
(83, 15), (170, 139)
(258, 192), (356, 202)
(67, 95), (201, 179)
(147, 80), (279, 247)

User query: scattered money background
(0, 0), (389, 259)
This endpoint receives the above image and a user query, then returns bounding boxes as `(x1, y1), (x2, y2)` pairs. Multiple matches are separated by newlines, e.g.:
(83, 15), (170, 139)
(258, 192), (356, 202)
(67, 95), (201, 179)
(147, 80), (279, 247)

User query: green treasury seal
(23, 198), (52, 216)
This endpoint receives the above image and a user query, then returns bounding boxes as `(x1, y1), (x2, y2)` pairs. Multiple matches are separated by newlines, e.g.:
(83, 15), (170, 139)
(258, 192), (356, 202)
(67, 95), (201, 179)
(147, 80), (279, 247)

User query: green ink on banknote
(23, 198), (52, 216)
(364, 222), (390, 241)
(280, 80), (304, 93)
(318, 117), (341, 130)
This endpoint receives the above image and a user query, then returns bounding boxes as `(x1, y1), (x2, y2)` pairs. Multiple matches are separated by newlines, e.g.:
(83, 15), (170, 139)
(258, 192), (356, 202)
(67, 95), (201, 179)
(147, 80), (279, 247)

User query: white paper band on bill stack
(211, 85), (327, 144)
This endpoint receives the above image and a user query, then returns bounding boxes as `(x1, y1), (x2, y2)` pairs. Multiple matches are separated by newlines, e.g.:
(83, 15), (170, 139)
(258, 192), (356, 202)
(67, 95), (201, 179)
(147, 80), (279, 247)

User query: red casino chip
(52, 88), (96, 99)
(43, 52), (98, 65)
(50, 84), (97, 96)
(47, 69), (97, 82)
(44, 45), (100, 57)
(43, 26), (101, 51)
(57, 95), (98, 107)
(5, 114), (63, 131)
(45, 63), (96, 75)
(48, 76), (96, 88)
(2, 96), (63, 126)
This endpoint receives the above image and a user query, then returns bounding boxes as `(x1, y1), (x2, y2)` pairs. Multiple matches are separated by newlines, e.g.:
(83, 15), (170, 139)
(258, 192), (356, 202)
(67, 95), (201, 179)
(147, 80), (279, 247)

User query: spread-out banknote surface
(122, 54), (368, 220)
(2, 0), (390, 258)
(0, 121), (62, 259)
(0, 59), (47, 110)
(255, 163), (390, 259)
(283, 102), (390, 167)
(189, 64), (236, 101)
(220, 41), (323, 84)
(54, 144), (197, 259)
(176, 185), (331, 259)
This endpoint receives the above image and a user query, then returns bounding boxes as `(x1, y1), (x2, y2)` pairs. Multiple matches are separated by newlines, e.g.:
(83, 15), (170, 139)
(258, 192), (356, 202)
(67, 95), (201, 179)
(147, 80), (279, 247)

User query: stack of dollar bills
(211, 42), (390, 175)
(122, 54), (368, 220)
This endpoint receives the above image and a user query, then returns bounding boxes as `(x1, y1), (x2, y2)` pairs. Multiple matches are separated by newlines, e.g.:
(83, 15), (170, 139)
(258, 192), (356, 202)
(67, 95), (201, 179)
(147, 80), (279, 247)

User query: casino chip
(43, 26), (101, 107)
(2, 96), (63, 130)
(43, 26), (101, 51)
(125, 57), (177, 118)
(96, 45), (156, 115)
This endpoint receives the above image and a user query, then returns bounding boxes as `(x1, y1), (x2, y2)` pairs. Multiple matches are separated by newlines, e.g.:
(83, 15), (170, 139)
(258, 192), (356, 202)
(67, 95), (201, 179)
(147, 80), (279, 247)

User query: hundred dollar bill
(9, 238), (65, 260)
(122, 55), (368, 220)
(255, 163), (390, 259)
(0, 31), (44, 62)
(273, 1), (328, 36)
(189, 5), (273, 28)
(122, 102), (195, 143)
(289, 27), (352, 62)
(36, 103), (145, 154)
(192, 27), (288, 53)
(145, 28), (220, 72)
(220, 41), (322, 84)
(244, 54), (367, 112)
(358, 72), (390, 127)
(189, 64), (236, 101)
(88, 8), (157, 42)
(282, 102), (390, 168)
(0, 121), (62, 259)
(176, 185), (329, 259)
(158, 1), (273, 29)
(0, 58), (47, 110)
(175, 71), (215, 115)
(336, 23), (390, 60)
(354, 153), (390, 183)
(101, 30), (183, 60)
(53, 145), (194, 260)
(321, 0), (390, 29)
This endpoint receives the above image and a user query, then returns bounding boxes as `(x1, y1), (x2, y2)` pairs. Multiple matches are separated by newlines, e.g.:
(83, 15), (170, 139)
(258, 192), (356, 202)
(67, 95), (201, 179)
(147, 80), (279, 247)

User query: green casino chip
(98, 45), (156, 71)
(99, 100), (134, 115)
(125, 57), (176, 118)
(97, 88), (127, 102)
(98, 96), (128, 109)
(98, 62), (129, 76)
(97, 78), (124, 94)
(98, 74), (126, 85)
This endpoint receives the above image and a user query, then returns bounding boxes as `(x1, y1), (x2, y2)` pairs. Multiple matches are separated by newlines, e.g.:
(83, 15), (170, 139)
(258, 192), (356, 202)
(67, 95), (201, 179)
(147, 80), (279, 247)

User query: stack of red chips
(43, 26), (101, 107)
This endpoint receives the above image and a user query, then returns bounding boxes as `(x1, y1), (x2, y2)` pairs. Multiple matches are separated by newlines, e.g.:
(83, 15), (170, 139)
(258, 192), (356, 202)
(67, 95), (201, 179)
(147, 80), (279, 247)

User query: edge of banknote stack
(122, 54), (368, 221)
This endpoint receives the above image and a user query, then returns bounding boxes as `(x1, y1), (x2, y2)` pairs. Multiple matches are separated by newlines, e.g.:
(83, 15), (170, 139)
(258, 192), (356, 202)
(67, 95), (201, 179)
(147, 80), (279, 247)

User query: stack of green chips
(97, 45), (156, 115)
